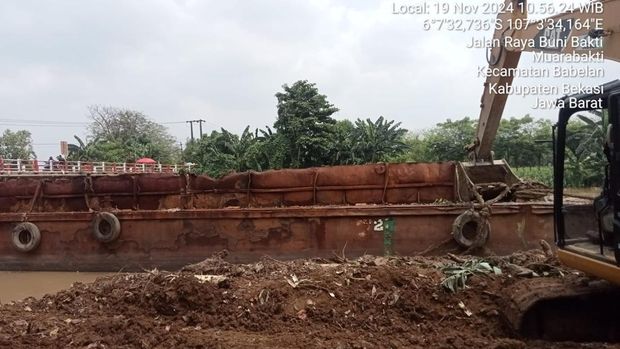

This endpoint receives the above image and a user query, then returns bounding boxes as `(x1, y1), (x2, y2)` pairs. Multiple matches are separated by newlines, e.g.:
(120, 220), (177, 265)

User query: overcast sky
(1, 0), (618, 158)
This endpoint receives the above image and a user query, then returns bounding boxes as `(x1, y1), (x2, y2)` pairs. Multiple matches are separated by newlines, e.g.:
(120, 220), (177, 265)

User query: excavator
(465, 0), (620, 341)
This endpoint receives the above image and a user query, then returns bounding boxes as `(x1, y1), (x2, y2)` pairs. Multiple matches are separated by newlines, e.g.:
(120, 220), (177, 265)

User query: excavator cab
(554, 79), (620, 284)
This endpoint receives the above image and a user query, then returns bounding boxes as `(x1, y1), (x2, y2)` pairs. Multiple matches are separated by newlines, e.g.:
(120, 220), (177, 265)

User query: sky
(0, 0), (618, 159)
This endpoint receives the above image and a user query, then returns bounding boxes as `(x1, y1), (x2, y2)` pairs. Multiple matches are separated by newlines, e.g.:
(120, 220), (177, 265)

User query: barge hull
(0, 203), (592, 271)
(0, 162), (594, 271)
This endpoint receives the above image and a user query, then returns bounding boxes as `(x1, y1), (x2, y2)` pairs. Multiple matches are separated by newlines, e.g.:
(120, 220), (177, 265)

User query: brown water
(0, 272), (110, 303)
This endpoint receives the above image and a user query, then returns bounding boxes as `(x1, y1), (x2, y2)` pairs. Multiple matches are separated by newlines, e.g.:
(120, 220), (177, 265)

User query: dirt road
(0, 250), (618, 348)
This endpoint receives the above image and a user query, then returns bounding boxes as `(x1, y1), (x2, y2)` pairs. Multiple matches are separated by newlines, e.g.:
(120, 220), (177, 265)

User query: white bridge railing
(0, 159), (194, 175)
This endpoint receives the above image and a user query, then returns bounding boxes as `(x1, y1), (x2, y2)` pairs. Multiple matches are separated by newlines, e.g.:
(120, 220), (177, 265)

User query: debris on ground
(0, 250), (618, 349)
(440, 258), (501, 293)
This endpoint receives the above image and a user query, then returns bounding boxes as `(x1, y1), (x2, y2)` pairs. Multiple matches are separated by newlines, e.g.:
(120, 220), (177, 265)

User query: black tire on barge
(452, 210), (490, 248)
(93, 212), (121, 243)
(11, 222), (41, 252)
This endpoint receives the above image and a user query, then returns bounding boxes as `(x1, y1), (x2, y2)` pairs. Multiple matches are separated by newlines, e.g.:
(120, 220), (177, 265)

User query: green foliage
(494, 116), (553, 167)
(0, 129), (35, 159)
(184, 81), (410, 176)
(327, 120), (356, 165)
(67, 135), (90, 161)
(351, 116), (408, 163)
(564, 110), (607, 187)
(274, 80), (338, 168)
(390, 132), (429, 163)
(185, 115), (410, 176)
(255, 126), (289, 170)
(419, 118), (476, 162)
(513, 166), (553, 187)
(183, 127), (263, 178)
(68, 106), (180, 163)
(400, 115), (554, 167)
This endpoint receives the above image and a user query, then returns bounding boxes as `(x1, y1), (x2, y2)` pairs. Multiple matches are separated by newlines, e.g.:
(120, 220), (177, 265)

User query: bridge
(0, 159), (194, 175)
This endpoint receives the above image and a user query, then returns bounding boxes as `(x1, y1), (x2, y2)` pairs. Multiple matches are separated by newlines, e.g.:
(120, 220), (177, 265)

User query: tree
(254, 126), (289, 170)
(184, 126), (263, 177)
(327, 120), (356, 165)
(351, 116), (408, 163)
(396, 115), (554, 167)
(79, 106), (180, 163)
(422, 118), (476, 161)
(494, 116), (552, 167)
(274, 80), (338, 168)
(214, 126), (263, 173)
(393, 132), (430, 163)
(0, 130), (35, 159)
(67, 135), (96, 161)
(564, 110), (608, 187)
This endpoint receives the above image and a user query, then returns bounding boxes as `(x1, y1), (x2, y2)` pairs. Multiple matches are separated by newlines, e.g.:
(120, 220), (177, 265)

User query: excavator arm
(473, 0), (620, 162)
(473, 0), (526, 162)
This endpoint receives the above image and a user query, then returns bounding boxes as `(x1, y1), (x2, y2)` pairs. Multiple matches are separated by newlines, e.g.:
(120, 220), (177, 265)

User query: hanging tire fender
(93, 212), (121, 243)
(12, 222), (41, 252)
(452, 210), (491, 248)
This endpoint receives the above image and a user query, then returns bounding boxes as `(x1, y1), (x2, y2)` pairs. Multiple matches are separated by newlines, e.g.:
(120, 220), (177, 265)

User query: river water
(0, 272), (109, 304)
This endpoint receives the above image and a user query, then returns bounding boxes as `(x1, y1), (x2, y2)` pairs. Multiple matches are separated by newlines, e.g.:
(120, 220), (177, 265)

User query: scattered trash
(193, 274), (229, 287)
(457, 301), (473, 317)
(297, 309), (307, 320)
(388, 290), (400, 306)
(258, 289), (270, 305)
(285, 274), (309, 288)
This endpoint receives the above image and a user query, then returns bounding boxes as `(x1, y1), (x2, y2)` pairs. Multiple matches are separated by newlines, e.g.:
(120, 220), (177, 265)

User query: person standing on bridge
(45, 156), (54, 171)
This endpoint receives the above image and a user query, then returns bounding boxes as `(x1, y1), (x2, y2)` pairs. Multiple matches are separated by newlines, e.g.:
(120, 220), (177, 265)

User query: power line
(0, 123), (86, 128)
(0, 118), (217, 127)
(0, 117), (226, 138)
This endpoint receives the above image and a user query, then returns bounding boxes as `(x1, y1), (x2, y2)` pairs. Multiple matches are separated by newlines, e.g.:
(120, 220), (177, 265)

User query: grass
(514, 167), (602, 197)
(513, 166), (553, 186)
(564, 187), (600, 199)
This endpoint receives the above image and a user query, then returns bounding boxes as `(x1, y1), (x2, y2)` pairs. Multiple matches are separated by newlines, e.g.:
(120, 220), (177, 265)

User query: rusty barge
(0, 161), (592, 271)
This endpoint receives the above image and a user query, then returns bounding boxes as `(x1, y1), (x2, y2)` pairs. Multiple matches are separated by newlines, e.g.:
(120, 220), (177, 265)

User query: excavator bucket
(456, 160), (521, 202)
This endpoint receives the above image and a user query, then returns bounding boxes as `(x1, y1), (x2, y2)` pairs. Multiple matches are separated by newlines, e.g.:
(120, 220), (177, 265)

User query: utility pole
(198, 119), (205, 138)
(186, 120), (195, 140)
(186, 119), (206, 140)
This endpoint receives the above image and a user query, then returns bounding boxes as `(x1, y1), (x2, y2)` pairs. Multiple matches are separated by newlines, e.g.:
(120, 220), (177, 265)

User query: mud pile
(0, 250), (618, 349)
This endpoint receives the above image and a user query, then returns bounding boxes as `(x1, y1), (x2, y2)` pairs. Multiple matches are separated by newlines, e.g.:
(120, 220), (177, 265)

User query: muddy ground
(0, 249), (618, 349)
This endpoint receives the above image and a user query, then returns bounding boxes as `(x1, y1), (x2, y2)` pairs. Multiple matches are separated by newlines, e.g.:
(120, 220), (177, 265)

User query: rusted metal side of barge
(0, 162), (593, 271)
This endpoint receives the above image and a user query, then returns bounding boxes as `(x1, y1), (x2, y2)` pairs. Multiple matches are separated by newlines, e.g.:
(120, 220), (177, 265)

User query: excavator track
(500, 278), (620, 342)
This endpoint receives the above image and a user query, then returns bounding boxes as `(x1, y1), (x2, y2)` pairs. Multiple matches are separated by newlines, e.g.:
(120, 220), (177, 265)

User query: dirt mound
(0, 251), (618, 348)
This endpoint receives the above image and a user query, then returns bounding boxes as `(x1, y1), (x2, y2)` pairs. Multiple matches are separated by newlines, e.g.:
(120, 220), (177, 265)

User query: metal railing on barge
(0, 159), (194, 175)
